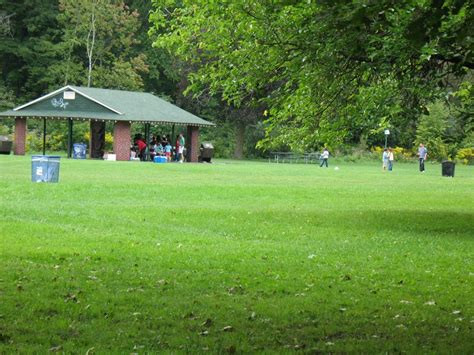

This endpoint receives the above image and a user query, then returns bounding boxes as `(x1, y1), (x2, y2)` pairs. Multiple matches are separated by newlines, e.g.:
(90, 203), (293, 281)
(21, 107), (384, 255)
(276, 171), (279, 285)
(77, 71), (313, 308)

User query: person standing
(320, 148), (329, 167)
(136, 136), (147, 161)
(165, 141), (172, 162)
(178, 133), (185, 163)
(382, 148), (389, 171)
(387, 148), (394, 171)
(174, 135), (180, 162)
(418, 143), (428, 172)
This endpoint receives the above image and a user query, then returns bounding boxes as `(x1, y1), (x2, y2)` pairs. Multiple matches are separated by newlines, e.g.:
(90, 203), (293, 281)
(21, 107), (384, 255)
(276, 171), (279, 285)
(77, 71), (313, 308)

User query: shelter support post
(42, 118), (46, 155)
(113, 121), (131, 161)
(144, 123), (150, 161)
(186, 126), (199, 163)
(14, 117), (27, 156)
(67, 118), (73, 158)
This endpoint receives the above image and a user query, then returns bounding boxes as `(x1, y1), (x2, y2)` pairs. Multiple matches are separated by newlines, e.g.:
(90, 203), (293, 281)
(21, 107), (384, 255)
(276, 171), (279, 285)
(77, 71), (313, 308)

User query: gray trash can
(199, 142), (214, 162)
(73, 143), (87, 159)
(441, 160), (455, 177)
(31, 155), (61, 183)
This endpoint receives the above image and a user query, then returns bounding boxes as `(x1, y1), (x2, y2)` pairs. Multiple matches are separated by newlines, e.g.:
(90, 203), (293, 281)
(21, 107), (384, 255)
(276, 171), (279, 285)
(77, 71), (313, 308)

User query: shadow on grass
(323, 209), (474, 240)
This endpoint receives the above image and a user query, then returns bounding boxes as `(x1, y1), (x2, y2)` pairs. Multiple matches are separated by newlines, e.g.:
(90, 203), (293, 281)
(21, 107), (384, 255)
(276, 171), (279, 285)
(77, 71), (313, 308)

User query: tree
(56, 0), (147, 90)
(150, 0), (473, 151)
(55, 0), (148, 158)
(0, 0), (62, 99)
(149, 2), (270, 157)
(0, 11), (14, 37)
(415, 100), (449, 160)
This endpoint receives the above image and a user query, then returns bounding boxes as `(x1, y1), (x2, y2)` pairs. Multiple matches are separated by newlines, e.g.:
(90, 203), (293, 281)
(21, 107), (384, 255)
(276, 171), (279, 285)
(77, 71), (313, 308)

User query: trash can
(441, 160), (455, 177)
(73, 143), (87, 159)
(0, 135), (12, 155)
(199, 142), (214, 162)
(31, 155), (61, 183)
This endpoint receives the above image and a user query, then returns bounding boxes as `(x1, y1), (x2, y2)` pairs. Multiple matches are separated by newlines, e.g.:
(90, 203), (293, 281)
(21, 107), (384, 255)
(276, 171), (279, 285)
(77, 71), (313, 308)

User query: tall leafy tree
(56, 0), (147, 90)
(150, 0), (473, 150)
(54, 0), (150, 157)
(0, 0), (62, 99)
(149, 2), (269, 157)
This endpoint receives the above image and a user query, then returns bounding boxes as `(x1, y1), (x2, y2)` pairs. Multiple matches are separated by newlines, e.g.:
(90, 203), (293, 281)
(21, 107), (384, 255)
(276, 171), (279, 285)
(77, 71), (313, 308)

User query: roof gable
(1, 86), (214, 127)
(23, 90), (118, 116)
(14, 86), (122, 114)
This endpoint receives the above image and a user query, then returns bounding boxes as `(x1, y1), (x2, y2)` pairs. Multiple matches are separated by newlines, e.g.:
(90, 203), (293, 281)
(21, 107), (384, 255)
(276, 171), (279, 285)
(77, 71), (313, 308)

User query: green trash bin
(31, 155), (61, 183)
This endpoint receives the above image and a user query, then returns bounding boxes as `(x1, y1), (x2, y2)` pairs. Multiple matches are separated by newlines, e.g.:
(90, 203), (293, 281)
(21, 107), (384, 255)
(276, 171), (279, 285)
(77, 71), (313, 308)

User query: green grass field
(1, 155), (473, 353)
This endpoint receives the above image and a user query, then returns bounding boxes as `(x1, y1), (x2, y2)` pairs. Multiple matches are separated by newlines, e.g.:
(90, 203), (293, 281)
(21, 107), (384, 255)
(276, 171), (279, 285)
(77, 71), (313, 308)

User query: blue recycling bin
(31, 155), (61, 183)
(73, 143), (87, 159)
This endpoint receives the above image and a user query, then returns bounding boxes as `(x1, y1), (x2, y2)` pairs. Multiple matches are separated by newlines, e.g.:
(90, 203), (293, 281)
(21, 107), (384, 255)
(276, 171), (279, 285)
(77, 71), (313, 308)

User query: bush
(48, 133), (67, 151)
(371, 146), (413, 161)
(26, 131), (43, 152)
(105, 132), (113, 152)
(0, 124), (11, 136)
(455, 148), (474, 165)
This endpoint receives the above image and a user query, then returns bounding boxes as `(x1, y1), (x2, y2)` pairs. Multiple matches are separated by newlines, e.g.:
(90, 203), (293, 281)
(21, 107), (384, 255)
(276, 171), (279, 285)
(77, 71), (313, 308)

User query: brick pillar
(186, 126), (199, 163)
(113, 121), (131, 161)
(14, 117), (27, 155)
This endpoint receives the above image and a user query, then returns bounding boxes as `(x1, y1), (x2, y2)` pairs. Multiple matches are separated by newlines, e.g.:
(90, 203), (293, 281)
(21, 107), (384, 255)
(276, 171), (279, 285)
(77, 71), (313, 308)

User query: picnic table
(269, 152), (321, 164)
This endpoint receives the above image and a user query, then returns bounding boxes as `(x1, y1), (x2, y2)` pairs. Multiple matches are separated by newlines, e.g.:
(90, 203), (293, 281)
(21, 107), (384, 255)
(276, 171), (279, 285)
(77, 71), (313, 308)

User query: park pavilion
(0, 85), (214, 161)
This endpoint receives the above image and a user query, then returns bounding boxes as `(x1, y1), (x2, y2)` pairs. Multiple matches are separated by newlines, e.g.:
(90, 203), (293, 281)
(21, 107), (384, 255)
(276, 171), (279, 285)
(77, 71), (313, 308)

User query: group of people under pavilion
(133, 132), (186, 163)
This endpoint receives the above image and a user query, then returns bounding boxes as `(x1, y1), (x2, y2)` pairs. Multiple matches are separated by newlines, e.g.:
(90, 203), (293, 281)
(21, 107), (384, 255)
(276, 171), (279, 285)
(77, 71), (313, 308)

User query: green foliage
(0, 0), (62, 98)
(57, 0), (146, 90)
(454, 80), (474, 148)
(415, 100), (451, 160)
(26, 130), (66, 152)
(200, 121), (235, 158)
(0, 81), (15, 111)
(1, 0), (471, 159)
(150, 0), (473, 151)
(456, 147), (474, 165)
(92, 60), (145, 91)
(0, 0), (182, 155)
(0, 81), (15, 136)
(372, 146), (414, 162)
(26, 130), (44, 152)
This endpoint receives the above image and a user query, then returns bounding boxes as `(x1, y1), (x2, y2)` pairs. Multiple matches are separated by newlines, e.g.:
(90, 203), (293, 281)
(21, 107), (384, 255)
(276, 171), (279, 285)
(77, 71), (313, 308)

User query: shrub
(371, 146), (412, 161)
(105, 132), (114, 152)
(455, 148), (474, 165)
(48, 133), (66, 151)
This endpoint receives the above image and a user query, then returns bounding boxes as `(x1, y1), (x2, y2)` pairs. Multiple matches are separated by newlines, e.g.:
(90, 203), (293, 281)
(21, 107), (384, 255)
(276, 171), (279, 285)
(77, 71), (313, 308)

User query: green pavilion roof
(0, 85), (214, 127)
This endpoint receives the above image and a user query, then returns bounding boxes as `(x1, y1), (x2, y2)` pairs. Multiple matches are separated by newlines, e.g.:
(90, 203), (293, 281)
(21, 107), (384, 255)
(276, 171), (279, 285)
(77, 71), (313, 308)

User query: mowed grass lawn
(0, 155), (473, 353)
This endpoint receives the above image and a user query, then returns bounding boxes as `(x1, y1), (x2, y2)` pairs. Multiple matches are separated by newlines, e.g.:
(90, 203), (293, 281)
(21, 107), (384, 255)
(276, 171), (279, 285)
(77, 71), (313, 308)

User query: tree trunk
(234, 121), (245, 159)
(86, 6), (96, 88)
(90, 121), (105, 159)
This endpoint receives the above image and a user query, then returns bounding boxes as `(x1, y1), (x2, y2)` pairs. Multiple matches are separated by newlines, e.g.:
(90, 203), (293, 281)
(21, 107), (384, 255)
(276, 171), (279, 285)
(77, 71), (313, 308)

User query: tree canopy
(150, 0), (473, 151)
(0, 0), (472, 158)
